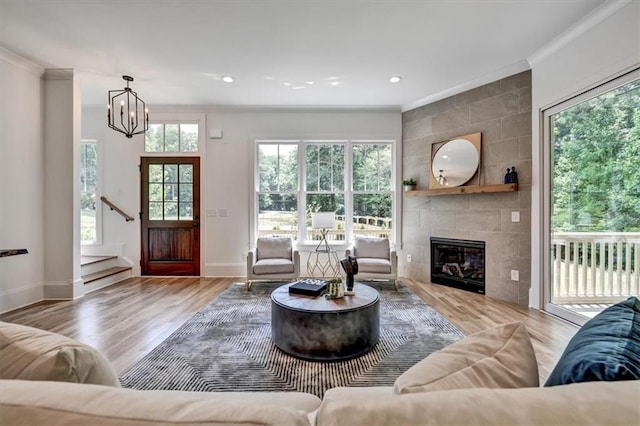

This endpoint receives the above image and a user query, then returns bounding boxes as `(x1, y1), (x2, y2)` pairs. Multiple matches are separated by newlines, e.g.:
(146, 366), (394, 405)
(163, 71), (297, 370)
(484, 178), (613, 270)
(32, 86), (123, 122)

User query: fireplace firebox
(430, 237), (485, 294)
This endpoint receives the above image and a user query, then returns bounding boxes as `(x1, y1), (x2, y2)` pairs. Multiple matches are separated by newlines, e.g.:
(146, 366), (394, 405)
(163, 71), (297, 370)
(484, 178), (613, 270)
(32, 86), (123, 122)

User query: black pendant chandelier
(107, 75), (149, 138)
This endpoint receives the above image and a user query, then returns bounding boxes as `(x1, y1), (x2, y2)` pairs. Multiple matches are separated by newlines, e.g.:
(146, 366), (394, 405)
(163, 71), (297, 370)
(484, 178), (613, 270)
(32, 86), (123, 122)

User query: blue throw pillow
(545, 296), (640, 386)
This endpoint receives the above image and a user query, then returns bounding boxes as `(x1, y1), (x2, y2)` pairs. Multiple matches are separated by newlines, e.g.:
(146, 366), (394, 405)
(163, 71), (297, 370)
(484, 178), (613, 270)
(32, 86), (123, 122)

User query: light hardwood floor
(0, 276), (578, 382)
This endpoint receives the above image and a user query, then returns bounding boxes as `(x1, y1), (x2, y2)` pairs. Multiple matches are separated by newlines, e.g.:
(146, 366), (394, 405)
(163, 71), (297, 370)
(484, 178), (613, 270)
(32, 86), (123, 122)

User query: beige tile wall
(401, 71), (531, 305)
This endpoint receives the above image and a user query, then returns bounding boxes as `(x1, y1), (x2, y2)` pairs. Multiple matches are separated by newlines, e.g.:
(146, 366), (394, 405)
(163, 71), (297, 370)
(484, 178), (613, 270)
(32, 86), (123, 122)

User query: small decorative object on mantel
(325, 277), (345, 299)
(340, 256), (358, 295)
(504, 166), (519, 184)
(403, 178), (417, 192)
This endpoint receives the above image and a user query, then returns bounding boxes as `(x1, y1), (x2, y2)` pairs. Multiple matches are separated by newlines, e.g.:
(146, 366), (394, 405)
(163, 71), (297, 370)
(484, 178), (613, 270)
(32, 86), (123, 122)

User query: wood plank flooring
(0, 276), (578, 382)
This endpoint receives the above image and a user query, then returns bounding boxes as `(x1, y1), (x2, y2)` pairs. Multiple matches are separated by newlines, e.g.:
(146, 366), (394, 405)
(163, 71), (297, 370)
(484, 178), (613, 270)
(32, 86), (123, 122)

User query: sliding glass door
(543, 69), (640, 324)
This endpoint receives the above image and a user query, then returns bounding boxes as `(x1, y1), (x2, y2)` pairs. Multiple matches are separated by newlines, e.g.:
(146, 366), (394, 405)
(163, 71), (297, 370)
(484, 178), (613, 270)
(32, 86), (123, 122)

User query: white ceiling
(0, 0), (605, 110)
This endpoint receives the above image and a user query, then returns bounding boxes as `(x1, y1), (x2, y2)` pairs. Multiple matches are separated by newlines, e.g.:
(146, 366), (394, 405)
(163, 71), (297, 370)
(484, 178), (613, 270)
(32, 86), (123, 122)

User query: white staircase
(81, 255), (132, 293)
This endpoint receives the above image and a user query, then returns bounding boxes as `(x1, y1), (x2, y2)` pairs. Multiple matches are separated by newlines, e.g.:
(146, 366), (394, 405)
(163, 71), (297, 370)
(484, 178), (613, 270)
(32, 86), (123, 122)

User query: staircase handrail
(100, 196), (134, 222)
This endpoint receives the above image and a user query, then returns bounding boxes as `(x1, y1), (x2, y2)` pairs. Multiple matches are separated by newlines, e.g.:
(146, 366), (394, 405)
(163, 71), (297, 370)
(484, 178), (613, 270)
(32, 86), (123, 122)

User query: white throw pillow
(394, 321), (539, 394)
(0, 321), (120, 387)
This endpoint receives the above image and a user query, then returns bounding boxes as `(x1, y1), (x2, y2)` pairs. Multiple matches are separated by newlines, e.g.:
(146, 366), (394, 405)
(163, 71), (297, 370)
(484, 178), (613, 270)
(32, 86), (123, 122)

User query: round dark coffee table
(271, 282), (380, 361)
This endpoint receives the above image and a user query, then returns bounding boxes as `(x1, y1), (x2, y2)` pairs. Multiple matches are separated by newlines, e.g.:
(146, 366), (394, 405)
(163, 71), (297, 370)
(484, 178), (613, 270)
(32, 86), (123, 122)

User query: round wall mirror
(431, 138), (479, 187)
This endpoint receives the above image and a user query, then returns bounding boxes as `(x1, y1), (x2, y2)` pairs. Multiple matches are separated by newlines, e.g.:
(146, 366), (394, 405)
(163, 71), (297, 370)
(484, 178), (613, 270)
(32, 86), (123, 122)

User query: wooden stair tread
(81, 255), (118, 266)
(83, 266), (131, 284)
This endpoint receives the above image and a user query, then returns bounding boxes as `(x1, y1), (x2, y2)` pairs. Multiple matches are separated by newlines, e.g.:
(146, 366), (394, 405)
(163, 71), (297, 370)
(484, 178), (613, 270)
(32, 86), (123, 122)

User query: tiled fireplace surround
(402, 71), (532, 305)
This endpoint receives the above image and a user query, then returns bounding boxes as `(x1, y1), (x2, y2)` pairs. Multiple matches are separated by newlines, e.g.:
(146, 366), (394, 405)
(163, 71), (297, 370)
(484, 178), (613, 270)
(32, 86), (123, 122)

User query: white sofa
(2, 298), (639, 425)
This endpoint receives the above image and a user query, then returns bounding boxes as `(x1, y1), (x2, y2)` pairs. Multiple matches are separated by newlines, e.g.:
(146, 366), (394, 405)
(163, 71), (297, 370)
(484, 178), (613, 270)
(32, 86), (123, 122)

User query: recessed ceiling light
(221, 76), (234, 83)
(389, 75), (402, 83)
(283, 82), (291, 86)
(306, 81), (314, 85)
(330, 81), (340, 86)
(292, 86), (306, 90)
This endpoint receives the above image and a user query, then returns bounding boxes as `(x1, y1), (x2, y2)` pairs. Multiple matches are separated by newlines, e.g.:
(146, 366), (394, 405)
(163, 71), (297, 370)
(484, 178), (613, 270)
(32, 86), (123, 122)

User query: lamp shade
(312, 212), (336, 229)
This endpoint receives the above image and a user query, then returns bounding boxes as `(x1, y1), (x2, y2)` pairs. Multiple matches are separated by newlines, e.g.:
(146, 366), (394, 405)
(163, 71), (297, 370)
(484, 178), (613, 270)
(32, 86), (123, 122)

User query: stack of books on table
(288, 279), (328, 297)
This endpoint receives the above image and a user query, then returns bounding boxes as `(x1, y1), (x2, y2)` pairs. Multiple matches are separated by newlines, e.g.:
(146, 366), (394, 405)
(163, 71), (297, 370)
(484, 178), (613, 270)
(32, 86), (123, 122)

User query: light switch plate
(511, 211), (520, 222)
(510, 270), (520, 281)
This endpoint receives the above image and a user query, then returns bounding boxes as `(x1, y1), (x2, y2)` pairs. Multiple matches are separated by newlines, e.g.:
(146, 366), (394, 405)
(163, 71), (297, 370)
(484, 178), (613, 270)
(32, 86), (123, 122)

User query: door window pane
(179, 184), (193, 202)
(164, 202), (178, 220)
(164, 184), (178, 202)
(148, 184), (163, 202)
(164, 164), (178, 183)
(179, 203), (193, 220)
(148, 163), (195, 221)
(548, 77), (639, 321)
(149, 202), (163, 220)
(149, 164), (163, 182)
(179, 164), (193, 183)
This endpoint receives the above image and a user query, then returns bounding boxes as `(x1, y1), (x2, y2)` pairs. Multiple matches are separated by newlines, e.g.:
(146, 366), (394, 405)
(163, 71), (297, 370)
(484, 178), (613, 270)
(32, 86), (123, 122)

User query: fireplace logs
(430, 237), (485, 294)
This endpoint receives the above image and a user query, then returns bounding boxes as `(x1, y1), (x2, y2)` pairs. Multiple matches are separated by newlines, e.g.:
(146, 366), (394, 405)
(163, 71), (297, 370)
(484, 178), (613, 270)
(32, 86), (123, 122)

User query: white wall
(43, 69), (83, 299)
(530, 1), (640, 308)
(0, 48), (45, 312)
(83, 105), (401, 277)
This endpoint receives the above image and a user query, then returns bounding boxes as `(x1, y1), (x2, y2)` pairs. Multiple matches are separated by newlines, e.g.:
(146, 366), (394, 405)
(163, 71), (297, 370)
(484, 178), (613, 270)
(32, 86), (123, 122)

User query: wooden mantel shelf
(404, 183), (518, 197)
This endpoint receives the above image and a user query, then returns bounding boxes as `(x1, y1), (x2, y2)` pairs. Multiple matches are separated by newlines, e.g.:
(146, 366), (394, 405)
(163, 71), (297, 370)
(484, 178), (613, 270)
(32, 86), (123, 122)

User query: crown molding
(0, 45), (44, 77)
(527, 0), (632, 66)
(83, 103), (401, 114)
(43, 69), (74, 80)
(401, 60), (530, 112)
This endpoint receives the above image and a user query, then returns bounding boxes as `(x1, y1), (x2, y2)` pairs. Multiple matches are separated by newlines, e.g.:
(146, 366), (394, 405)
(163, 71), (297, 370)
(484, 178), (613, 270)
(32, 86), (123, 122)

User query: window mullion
(345, 141), (353, 242)
(298, 141), (305, 242)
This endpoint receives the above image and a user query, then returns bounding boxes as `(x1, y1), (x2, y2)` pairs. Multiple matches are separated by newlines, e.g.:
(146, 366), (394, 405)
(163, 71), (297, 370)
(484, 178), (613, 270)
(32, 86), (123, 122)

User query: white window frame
(541, 68), (639, 325)
(253, 139), (397, 247)
(145, 113), (205, 156)
(80, 139), (102, 245)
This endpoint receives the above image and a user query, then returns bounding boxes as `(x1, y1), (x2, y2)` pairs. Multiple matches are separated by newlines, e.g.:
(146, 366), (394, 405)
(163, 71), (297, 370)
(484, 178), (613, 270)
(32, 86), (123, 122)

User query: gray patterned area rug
(120, 281), (463, 398)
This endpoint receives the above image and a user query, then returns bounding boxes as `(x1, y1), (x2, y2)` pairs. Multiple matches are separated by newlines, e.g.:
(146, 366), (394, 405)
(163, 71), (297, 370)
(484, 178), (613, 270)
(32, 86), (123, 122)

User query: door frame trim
(540, 67), (639, 323)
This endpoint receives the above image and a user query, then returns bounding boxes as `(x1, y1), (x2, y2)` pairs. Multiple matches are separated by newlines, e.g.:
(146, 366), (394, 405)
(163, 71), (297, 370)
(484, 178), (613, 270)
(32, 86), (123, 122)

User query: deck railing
(257, 229), (391, 241)
(552, 232), (640, 303)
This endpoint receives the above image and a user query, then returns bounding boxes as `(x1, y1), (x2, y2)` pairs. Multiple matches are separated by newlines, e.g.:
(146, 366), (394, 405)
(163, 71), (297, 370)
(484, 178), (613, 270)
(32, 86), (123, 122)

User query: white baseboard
(204, 263), (245, 277)
(43, 280), (74, 299)
(0, 282), (44, 314)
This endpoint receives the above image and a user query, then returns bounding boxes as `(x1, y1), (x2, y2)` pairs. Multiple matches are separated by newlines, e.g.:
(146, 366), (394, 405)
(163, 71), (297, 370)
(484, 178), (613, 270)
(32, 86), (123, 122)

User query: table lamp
(311, 212), (336, 252)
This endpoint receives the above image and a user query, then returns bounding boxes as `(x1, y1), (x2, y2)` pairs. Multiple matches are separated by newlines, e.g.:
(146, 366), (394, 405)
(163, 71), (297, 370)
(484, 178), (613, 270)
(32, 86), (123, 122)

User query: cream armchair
(346, 236), (398, 290)
(246, 237), (300, 290)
